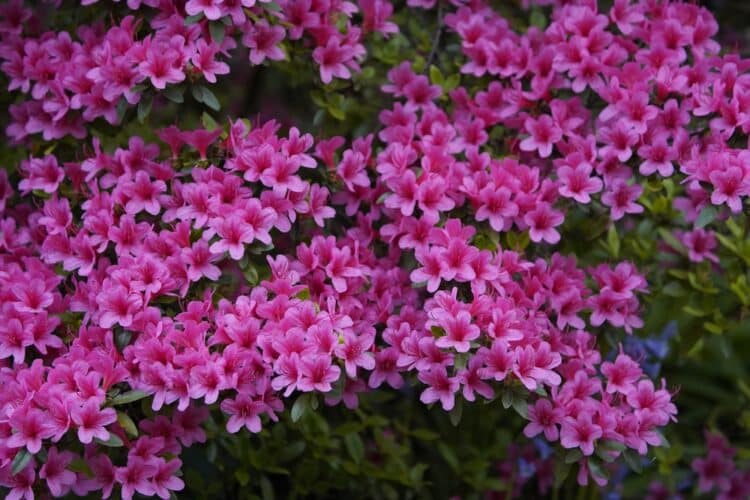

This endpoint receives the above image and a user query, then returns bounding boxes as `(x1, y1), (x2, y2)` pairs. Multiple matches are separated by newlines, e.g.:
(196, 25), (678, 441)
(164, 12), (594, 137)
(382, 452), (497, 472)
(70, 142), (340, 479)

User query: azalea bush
(1, 0), (750, 498)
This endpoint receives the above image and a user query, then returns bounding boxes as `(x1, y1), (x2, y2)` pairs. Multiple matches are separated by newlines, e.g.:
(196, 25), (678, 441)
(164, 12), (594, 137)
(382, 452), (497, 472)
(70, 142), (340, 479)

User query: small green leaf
(115, 329), (133, 352)
(201, 112), (219, 132)
(344, 433), (365, 463)
(68, 457), (94, 476)
(695, 206), (717, 228)
(623, 449), (643, 473)
(529, 8), (548, 29)
(607, 225), (620, 258)
(137, 94), (152, 123)
(111, 390), (148, 406)
(511, 398), (528, 419)
(12, 449), (33, 475)
(658, 228), (687, 255)
(437, 442), (459, 471)
(200, 86), (221, 111)
(291, 394), (309, 423)
(448, 397), (463, 426)
(501, 390), (513, 409)
(117, 411), (139, 438)
(184, 13), (204, 25)
(429, 65), (444, 86)
(162, 86), (184, 103)
(95, 433), (124, 448)
(209, 21), (225, 44)
(564, 449), (582, 464)
(260, 475), (275, 500)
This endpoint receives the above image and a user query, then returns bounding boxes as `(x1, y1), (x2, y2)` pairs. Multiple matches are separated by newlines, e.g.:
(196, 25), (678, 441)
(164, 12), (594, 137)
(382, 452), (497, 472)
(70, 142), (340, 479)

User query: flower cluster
(0, 0), (392, 140)
(5, 0), (750, 497)
(690, 431), (750, 500)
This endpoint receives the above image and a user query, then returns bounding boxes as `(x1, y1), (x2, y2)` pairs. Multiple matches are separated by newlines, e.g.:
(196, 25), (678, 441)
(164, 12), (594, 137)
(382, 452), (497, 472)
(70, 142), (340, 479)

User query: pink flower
(313, 37), (355, 84)
(524, 399), (563, 441)
(520, 115), (562, 158)
(191, 40), (230, 83)
(39, 447), (77, 497)
(242, 20), (286, 65)
(335, 331), (375, 378)
(679, 229), (719, 263)
(96, 284), (143, 328)
(557, 160), (602, 203)
(221, 396), (266, 433)
(418, 366), (459, 411)
(524, 203), (564, 244)
(151, 458), (185, 499)
(601, 181), (643, 221)
(475, 184), (518, 231)
(71, 400), (117, 444)
(8, 406), (54, 453)
(115, 457), (157, 500)
(19, 155), (64, 194)
(433, 310), (480, 353)
(298, 355), (341, 392)
(560, 412), (603, 456)
(709, 166), (748, 213)
(601, 352), (642, 394)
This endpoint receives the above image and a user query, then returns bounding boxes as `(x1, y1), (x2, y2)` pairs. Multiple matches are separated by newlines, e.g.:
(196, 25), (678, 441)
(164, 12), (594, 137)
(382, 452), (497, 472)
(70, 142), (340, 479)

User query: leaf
(607, 225), (620, 258)
(209, 21), (225, 44)
(564, 449), (582, 464)
(260, 475), (275, 500)
(137, 94), (152, 123)
(95, 433), (124, 447)
(658, 228), (687, 255)
(117, 411), (139, 438)
(184, 13), (204, 25)
(200, 87), (221, 111)
(437, 442), (459, 471)
(115, 329), (133, 352)
(553, 460), (571, 487)
(695, 206), (717, 228)
(429, 65), (444, 86)
(112, 390), (148, 406)
(68, 457), (94, 477)
(201, 112), (219, 132)
(529, 8), (548, 29)
(448, 397), (463, 426)
(587, 458), (610, 481)
(162, 86), (184, 104)
(12, 449), (32, 475)
(234, 469), (250, 487)
(344, 433), (365, 463)
(291, 394), (309, 423)
(623, 449), (643, 473)
(511, 398), (528, 419)
(501, 390), (513, 409)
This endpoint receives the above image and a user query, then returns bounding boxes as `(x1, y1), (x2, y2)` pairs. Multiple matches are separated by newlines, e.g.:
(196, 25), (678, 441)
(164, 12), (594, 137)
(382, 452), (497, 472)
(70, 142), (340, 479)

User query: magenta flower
(115, 457), (157, 500)
(243, 20), (286, 65)
(71, 400), (117, 444)
(7, 406), (54, 453)
(221, 396), (267, 433)
(418, 366), (460, 411)
(298, 355), (341, 392)
(524, 399), (563, 441)
(560, 412), (603, 456)
(520, 115), (562, 158)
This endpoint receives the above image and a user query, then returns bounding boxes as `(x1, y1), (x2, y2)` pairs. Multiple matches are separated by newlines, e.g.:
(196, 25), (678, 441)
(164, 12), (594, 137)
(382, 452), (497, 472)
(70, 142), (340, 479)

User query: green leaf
(137, 94), (152, 123)
(95, 433), (124, 447)
(511, 398), (528, 419)
(501, 390), (513, 409)
(162, 86), (184, 103)
(623, 449), (643, 473)
(344, 433), (365, 463)
(437, 442), (459, 471)
(234, 469), (250, 487)
(12, 449), (32, 475)
(529, 8), (548, 29)
(184, 13), (204, 25)
(658, 228), (687, 255)
(553, 460), (571, 487)
(117, 411), (139, 438)
(448, 397), (463, 426)
(260, 475), (275, 500)
(200, 86), (221, 111)
(564, 449), (582, 464)
(695, 206), (717, 228)
(68, 457), (94, 477)
(115, 329), (133, 352)
(201, 112), (219, 132)
(209, 21), (225, 44)
(429, 65), (444, 86)
(587, 458), (610, 481)
(291, 394), (310, 423)
(607, 225), (620, 258)
(111, 390), (148, 406)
